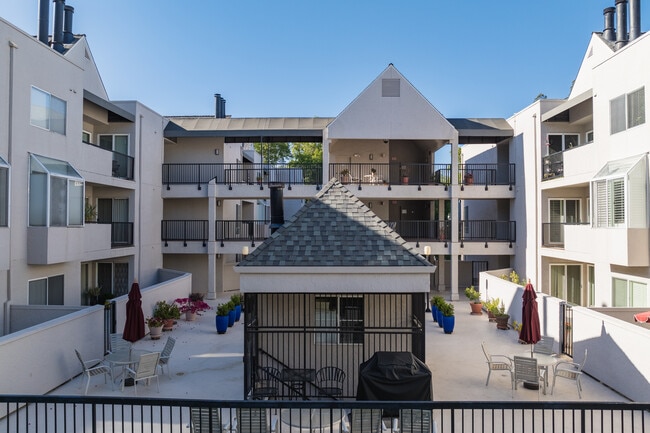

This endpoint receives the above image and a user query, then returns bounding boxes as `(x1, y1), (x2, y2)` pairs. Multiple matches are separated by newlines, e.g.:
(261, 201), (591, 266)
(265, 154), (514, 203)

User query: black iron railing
(110, 222), (133, 247)
(1, 396), (648, 433)
(161, 220), (209, 246)
(112, 151), (134, 180)
(388, 220), (516, 243)
(388, 220), (451, 242)
(216, 220), (269, 243)
(162, 163), (322, 189)
(460, 163), (515, 187)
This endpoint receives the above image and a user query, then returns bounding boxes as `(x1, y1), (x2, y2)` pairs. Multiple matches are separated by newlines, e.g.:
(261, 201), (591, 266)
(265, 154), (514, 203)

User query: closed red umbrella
(519, 279), (541, 355)
(123, 279), (145, 342)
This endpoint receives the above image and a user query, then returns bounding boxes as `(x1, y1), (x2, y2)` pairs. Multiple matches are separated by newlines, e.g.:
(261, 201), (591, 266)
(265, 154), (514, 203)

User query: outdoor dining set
(481, 336), (588, 398)
(74, 333), (176, 395)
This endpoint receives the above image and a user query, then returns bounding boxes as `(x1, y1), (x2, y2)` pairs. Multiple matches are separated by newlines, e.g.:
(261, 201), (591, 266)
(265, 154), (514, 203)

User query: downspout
(4, 40), (18, 334)
(533, 112), (539, 291)
(137, 114), (143, 283)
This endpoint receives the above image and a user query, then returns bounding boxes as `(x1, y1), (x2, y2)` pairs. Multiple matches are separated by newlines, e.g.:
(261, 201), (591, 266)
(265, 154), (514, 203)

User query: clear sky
(2, 1), (647, 119)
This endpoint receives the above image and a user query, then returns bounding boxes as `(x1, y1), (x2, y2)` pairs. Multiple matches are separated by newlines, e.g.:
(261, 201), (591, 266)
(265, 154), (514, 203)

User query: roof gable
(327, 64), (457, 142)
(238, 178), (431, 268)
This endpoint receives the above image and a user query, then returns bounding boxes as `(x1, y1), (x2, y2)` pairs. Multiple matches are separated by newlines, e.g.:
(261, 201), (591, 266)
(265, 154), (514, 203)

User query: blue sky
(2, 1), (646, 119)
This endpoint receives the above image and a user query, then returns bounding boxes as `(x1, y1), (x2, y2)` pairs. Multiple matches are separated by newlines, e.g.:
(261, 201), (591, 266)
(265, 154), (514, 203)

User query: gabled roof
(238, 178), (431, 268)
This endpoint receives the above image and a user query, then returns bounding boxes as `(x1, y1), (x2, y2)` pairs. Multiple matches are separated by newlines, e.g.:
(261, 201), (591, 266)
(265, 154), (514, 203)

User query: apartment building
(0, 2), (163, 335)
(504, 0), (649, 308)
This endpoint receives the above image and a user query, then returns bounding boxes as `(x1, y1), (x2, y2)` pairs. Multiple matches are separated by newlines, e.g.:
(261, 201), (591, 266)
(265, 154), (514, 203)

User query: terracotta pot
(487, 311), (496, 322)
(163, 318), (174, 331)
(185, 311), (197, 321)
(495, 315), (510, 330)
(469, 302), (483, 315)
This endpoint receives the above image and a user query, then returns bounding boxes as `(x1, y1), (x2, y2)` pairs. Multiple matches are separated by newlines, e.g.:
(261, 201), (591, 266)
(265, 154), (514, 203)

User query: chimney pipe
(38, 0), (50, 45)
(221, 98), (226, 118)
(603, 7), (616, 41)
(52, 0), (65, 53)
(615, 0), (628, 49)
(269, 185), (285, 234)
(63, 5), (74, 44)
(629, 0), (641, 41)
(214, 93), (222, 118)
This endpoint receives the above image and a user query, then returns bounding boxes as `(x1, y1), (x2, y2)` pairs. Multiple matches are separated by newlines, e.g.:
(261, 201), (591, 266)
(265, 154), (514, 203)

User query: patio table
(510, 351), (557, 394)
(105, 349), (152, 385)
(280, 408), (346, 433)
(281, 368), (316, 400)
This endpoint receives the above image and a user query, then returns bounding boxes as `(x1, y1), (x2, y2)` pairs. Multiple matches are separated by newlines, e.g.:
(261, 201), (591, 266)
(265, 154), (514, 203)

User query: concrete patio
(49, 297), (631, 403)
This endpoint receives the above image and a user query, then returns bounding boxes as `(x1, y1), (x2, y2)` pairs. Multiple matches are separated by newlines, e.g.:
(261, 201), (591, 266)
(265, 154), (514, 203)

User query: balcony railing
(329, 163), (516, 187)
(388, 220), (451, 242)
(1, 396), (648, 433)
(161, 220), (209, 246)
(110, 222), (133, 247)
(541, 222), (589, 247)
(542, 152), (564, 180)
(112, 151), (134, 180)
(216, 220), (269, 244)
(162, 163), (322, 189)
(389, 220), (516, 243)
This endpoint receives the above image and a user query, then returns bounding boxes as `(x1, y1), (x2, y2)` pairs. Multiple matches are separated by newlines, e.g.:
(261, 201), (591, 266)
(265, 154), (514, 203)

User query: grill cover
(356, 351), (432, 401)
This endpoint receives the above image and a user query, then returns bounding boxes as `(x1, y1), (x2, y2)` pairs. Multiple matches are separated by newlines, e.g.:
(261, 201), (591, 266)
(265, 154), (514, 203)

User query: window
(0, 156), (8, 227)
(593, 178), (625, 227)
(610, 87), (645, 134)
(82, 131), (91, 144)
(98, 134), (129, 155)
(29, 275), (64, 305)
(547, 133), (580, 153)
(548, 199), (580, 244)
(612, 277), (648, 307)
(586, 130), (594, 143)
(29, 154), (84, 227)
(315, 296), (364, 344)
(30, 86), (66, 135)
(550, 264), (582, 305)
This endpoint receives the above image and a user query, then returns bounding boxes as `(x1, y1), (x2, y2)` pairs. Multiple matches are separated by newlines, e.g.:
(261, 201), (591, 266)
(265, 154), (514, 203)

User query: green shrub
(464, 286), (481, 303)
(216, 303), (230, 316)
(439, 301), (455, 317)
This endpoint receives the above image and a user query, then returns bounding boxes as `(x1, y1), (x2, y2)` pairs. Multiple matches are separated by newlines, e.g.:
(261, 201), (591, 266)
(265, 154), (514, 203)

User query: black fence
(161, 220), (209, 246)
(111, 151), (134, 180)
(1, 396), (648, 433)
(243, 293), (426, 401)
(389, 220), (451, 242)
(459, 220), (516, 243)
(216, 220), (270, 243)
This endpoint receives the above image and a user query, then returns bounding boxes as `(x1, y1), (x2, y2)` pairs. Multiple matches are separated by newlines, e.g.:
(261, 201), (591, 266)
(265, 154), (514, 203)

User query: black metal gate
(472, 261), (488, 287)
(561, 302), (573, 357)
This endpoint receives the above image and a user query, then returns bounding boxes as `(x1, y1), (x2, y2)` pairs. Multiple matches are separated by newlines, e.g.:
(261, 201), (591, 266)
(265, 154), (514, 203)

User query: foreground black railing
(1, 396), (648, 433)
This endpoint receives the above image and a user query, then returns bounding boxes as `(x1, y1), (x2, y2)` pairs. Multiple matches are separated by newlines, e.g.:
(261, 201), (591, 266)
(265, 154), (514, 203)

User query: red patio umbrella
(633, 311), (650, 323)
(123, 279), (145, 342)
(519, 279), (541, 356)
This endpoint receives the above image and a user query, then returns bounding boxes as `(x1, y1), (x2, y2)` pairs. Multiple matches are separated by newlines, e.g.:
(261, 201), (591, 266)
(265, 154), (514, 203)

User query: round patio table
(280, 408), (347, 433)
(105, 349), (152, 386)
(511, 351), (557, 394)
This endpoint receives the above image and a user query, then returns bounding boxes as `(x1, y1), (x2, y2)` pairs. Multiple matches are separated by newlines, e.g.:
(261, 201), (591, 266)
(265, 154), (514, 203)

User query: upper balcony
(82, 141), (134, 182)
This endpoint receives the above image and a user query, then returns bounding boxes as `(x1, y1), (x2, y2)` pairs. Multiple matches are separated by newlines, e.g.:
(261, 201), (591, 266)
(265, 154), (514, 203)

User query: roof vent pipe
(603, 7), (616, 41)
(37, 0), (50, 45)
(221, 98), (226, 118)
(63, 5), (74, 44)
(51, 0), (65, 53)
(214, 93), (227, 118)
(629, 0), (641, 40)
(615, 0), (629, 49)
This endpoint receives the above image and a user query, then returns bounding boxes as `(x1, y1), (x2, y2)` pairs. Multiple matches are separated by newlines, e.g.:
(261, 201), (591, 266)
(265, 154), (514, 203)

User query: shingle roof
(238, 178), (431, 267)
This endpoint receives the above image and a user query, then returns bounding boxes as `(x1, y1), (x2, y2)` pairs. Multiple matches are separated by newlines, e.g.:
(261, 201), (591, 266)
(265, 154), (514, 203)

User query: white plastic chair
(552, 348), (588, 398)
(74, 349), (113, 395)
(400, 409), (432, 433)
(512, 356), (545, 396)
(191, 407), (230, 433)
(533, 337), (555, 356)
(481, 341), (512, 386)
(236, 408), (277, 433)
(122, 351), (160, 394)
(158, 337), (176, 377)
(110, 333), (132, 353)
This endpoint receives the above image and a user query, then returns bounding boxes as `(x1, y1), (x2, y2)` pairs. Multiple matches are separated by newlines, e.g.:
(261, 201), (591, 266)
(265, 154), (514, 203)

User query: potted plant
(400, 166), (409, 184)
(494, 301), (510, 330)
(174, 293), (211, 321)
(439, 301), (455, 334)
(84, 202), (97, 223)
(215, 303), (230, 334)
(226, 301), (236, 327)
(464, 171), (474, 185)
(146, 316), (164, 340)
(154, 300), (181, 331)
(484, 297), (500, 322)
(230, 294), (242, 322)
(340, 168), (350, 184)
(431, 296), (444, 323)
(464, 286), (483, 315)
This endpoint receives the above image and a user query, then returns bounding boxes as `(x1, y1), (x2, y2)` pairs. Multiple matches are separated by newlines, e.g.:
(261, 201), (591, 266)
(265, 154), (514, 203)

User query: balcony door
(97, 262), (129, 297)
(549, 199), (580, 244)
(550, 264), (582, 305)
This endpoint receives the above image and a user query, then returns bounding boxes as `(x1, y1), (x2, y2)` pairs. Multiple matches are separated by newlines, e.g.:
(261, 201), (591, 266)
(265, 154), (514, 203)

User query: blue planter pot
(228, 310), (236, 327)
(442, 315), (455, 334)
(431, 305), (438, 322)
(437, 310), (444, 327)
(234, 305), (242, 322)
(215, 315), (228, 334)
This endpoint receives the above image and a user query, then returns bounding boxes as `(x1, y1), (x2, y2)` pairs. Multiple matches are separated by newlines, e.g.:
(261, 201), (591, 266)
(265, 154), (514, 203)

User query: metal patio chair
(316, 366), (346, 398)
(74, 349), (113, 395)
(552, 348), (588, 398)
(481, 341), (513, 386)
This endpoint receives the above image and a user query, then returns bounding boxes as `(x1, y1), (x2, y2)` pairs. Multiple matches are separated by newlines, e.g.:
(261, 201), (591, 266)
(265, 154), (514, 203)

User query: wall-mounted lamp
(368, 202), (373, 209)
(242, 246), (249, 256)
(216, 200), (221, 207)
(369, 154), (373, 160)
(214, 149), (220, 155)
(216, 253), (221, 259)
(353, 153), (361, 158)
(423, 245), (431, 256)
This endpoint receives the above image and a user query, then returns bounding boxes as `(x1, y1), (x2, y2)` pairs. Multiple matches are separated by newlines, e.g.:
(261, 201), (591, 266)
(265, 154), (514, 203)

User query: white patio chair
(236, 408), (277, 433)
(400, 409), (432, 433)
(552, 348), (588, 399)
(191, 407), (231, 433)
(122, 351), (160, 394)
(346, 409), (382, 433)
(158, 337), (176, 378)
(74, 349), (113, 395)
(481, 341), (512, 386)
(533, 336), (555, 356)
(110, 332), (132, 354)
(512, 356), (545, 396)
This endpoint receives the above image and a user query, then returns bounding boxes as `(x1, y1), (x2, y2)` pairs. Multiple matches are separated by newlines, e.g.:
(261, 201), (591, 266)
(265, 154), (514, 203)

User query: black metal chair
(251, 366), (280, 400)
(316, 366), (346, 398)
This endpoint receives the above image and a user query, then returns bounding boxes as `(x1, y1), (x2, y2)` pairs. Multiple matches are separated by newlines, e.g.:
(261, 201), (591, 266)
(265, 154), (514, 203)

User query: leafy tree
(253, 142), (291, 164)
(289, 142), (322, 166)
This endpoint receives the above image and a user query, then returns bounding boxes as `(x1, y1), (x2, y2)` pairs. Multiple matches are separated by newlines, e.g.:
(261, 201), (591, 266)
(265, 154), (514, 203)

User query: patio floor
(49, 296), (631, 403)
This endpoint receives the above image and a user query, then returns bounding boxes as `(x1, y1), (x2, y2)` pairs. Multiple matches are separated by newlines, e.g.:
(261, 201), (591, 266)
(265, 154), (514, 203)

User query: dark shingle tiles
(239, 179), (431, 268)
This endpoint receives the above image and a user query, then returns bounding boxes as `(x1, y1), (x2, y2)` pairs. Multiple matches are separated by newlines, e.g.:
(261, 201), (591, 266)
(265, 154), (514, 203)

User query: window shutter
(627, 87), (645, 128)
(611, 178), (625, 226)
(594, 180), (608, 227)
(610, 95), (626, 134)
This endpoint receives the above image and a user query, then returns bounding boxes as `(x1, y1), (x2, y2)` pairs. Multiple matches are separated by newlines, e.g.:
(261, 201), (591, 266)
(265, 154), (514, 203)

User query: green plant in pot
(225, 300), (236, 327)
(464, 286), (483, 315)
(432, 296), (445, 327)
(154, 300), (180, 331)
(146, 316), (164, 340)
(215, 303), (229, 334)
(485, 297), (500, 322)
(230, 294), (242, 322)
(439, 301), (455, 334)
(493, 301), (510, 330)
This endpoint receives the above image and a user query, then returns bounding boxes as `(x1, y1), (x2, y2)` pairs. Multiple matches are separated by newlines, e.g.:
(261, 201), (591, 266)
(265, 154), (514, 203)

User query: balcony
(392, 220), (516, 244)
(162, 220), (209, 247)
(542, 152), (564, 180)
(27, 226), (83, 264)
(83, 141), (134, 181)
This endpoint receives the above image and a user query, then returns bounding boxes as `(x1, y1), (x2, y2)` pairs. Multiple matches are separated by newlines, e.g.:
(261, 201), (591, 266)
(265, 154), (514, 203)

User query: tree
(253, 142), (291, 164)
(289, 142), (322, 166)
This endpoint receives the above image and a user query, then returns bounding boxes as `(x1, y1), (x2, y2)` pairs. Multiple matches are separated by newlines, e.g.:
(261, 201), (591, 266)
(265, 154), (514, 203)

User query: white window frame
(611, 276), (648, 307)
(97, 134), (129, 155)
(610, 87), (646, 134)
(547, 133), (580, 153)
(82, 130), (92, 144)
(550, 263), (582, 306)
(593, 177), (625, 228)
(585, 130), (594, 144)
(30, 86), (66, 135)
(315, 295), (364, 345)
(28, 275), (64, 305)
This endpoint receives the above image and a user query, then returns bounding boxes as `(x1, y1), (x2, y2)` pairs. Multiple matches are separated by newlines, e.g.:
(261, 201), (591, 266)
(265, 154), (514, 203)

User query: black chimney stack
(52, 0), (65, 53)
(37, 0), (50, 45)
(214, 93), (227, 118)
(63, 5), (74, 44)
(603, 7), (616, 41)
(269, 185), (285, 234)
(615, 0), (629, 49)
(629, 0), (641, 40)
